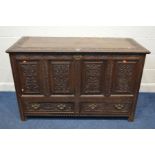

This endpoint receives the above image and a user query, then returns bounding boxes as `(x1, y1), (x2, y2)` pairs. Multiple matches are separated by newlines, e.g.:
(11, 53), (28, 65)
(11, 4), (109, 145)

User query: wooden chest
(6, 37), (150, 121)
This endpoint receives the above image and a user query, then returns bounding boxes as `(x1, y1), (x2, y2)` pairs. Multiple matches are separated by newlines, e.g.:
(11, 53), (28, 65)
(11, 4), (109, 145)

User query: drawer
(80, 102), (131, 114)
(24, 102), (75, 113)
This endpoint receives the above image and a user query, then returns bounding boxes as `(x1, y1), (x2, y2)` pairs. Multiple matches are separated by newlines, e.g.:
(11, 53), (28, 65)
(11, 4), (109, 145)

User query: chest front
(7, 37), (150, 121)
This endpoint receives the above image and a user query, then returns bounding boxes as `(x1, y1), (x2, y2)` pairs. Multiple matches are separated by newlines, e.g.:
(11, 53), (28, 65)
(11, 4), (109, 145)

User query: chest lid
(6, 37), (150, 54)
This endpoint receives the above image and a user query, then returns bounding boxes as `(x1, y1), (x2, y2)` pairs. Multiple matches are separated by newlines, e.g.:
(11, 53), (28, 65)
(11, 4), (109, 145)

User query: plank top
(6, 37), (150, 53)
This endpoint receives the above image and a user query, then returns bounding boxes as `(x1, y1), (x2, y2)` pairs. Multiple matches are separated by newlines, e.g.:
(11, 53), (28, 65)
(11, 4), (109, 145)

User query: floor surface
(0, 92), (155, 129)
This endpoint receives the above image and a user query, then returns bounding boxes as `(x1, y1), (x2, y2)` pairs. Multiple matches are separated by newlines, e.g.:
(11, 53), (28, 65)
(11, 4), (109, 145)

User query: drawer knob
(23, 60), (27, 63)
(57, 104), (66, 110)
(73, 55), (82, 60)
(89, 104), (97, 110)
(31, 103), (40, 110)
(114, 104), (124, 110)
(21, 88), (24, 92)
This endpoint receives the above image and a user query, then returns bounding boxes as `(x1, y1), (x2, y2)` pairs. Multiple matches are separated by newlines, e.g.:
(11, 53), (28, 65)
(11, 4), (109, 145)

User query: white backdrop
(0, 26), (155, 92)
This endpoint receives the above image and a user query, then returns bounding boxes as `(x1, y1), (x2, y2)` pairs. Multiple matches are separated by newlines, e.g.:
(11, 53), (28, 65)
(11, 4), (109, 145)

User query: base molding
(140, 83), (155, 92)
(0, 82), (15, 91)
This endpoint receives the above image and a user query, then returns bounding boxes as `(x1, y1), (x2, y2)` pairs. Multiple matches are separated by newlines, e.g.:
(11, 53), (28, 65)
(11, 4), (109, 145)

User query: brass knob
(31, 103), (40, 110)
(57, 104), (66, 110)
(73, 55), (82, 60)
(89, 104), (97, 110)
(123, 60), (127, 63)
(114, 104), (124, 110)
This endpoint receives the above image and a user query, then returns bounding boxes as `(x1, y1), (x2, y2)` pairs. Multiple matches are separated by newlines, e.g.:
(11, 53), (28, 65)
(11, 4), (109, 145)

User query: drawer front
(80, 102), (131, 113)
(80, 98), (132, 114)
(24, 102), (75, 113)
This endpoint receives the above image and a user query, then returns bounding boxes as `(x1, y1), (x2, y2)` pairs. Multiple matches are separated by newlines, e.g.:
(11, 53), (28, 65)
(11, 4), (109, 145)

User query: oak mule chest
(6, 37), (150, 121)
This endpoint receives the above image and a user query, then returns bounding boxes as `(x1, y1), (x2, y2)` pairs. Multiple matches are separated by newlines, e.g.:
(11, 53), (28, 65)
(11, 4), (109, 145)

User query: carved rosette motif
(51, 63), (72, 94)
(20, 63), (40, 93)
(81, 103), (103, 112)
(114, 62), (135, 93)
(82, 63), (103, 94)
(25, 102), (74, 112)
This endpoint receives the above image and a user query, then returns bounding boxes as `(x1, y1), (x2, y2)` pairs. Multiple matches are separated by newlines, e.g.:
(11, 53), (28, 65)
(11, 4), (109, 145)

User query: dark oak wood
(6, 37), (150, 53)
(6, 37), (150, 121)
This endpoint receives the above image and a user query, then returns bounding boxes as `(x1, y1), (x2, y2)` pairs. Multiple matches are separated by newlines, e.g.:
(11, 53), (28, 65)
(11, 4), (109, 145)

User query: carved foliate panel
(112, 60), (138, 94)
(18, 61), (41, 94)
(81, 61), (105, 94)
(50, 61), (74, 94)
(25, 102), (74, 113)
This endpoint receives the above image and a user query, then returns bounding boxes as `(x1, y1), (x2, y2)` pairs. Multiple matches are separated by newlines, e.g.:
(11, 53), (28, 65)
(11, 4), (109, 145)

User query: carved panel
(25, 102), (74, 112)
(112, 60), (138, 94)
(18, 61), (41, 94)
(81, 61), (105, 94)
(50, 61), (74, 94)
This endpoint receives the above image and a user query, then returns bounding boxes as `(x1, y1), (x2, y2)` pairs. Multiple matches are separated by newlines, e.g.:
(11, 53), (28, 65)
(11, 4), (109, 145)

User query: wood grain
(6, 37), (150, 53)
